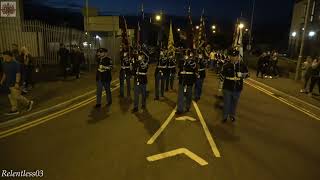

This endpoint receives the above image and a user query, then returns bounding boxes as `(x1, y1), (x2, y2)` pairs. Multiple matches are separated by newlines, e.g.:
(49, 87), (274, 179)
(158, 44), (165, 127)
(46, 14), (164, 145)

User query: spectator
(265, 51), (272, 78)
(0, 51), (33, 115)
(71, 47), (82, 79)
(270, 52), (279, 78)
(257, 52), (266, 78)
(308, 58), (320, 97)
(20, 47), (34, 92)
(300, 56), (313, 93)
(58, 43), (70, 80)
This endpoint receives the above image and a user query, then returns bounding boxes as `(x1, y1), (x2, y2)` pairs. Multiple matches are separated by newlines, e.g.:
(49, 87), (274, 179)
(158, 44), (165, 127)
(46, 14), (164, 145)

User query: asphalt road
(1, 68), (320, 180)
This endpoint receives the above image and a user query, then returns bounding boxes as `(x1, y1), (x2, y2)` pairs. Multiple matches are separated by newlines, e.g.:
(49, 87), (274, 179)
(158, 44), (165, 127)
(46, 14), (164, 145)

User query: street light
(212, 25), (216, 30)
(291, 32), (297, 37)
(177, 28), (181, 32)
(196, 25), (199, 29)
(245, 28), (249, 32)
(213, 30), (216, 34)
(155, 14), (161, 21)
(238, 23), (245, 29)
(309, 31), (316, 37)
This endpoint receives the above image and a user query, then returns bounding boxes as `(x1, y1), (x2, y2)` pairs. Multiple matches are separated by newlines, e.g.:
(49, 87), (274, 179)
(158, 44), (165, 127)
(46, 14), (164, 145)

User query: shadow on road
(160, 96), (176, 108)
(133, 110), (166, 151)
(119, 97), (132, 113)
(87, 107), (110, 124)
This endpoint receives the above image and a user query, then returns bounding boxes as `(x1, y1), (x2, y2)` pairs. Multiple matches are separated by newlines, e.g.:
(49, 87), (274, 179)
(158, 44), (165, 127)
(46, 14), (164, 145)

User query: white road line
(192, 101), (221, 158)
(245, 82), (320, 121)
(0, 85), (120, 139)
(147, 148), (208, 166)
(147, 107), (177, 145)
(248, 78), (320, 111)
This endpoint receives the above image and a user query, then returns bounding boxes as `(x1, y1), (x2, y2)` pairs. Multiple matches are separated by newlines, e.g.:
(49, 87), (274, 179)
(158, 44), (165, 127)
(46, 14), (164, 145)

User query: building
(289, 0), (320, 58)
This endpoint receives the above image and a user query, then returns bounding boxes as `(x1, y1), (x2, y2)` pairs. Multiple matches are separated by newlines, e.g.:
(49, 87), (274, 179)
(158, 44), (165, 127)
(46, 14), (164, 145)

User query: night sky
(40, 0), (294, 24)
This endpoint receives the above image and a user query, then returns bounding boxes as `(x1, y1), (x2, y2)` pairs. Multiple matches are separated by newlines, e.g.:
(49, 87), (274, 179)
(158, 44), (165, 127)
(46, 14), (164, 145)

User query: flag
(121, 16), (130, 52)
(186, 5), (195, 49)
(137, 21), (141, 48)
(168, 20), (175, 53)
(197, 9), (206, 50)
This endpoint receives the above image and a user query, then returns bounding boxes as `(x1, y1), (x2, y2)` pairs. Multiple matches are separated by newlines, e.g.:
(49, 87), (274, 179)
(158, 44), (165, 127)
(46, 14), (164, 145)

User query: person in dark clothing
(220, 48), (249, 123)
(176, 50), (197, 115)
(20, 47), (34, 92)
(132, 53), (149, 113)
(119, 51), (132, 98)
(11, 44), (20, 62)
(270, 52), (279, 77)
(166, 51), (177, 91)
(58, 44), (70, 79)
(95, 48), (113, 108)
(154, 50), (168, 100)
(257, 52), (267, 78)
(71, 47), (82, 79)
(194, 51), (207, 101)
(0, 51), (34, 115)
(308, 59), (320, 97)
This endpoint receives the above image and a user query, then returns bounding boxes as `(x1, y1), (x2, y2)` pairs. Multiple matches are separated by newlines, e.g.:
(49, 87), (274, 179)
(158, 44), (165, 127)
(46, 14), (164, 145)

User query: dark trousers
(61, 64), (68, 79)
(155, 72), (166, 98)
(73, 64), (80, 79)
(119, 70), (131, 97)
(177, 83), (193, 113)
(166, 72), (175, 90)
(134, 83), (147, 109)
(96, 81), (112, 105)
(223, 89), (241, 119)
(309, 76), (320, 94)
(24, 66), (33, 88)
(194, 78), (204, 100)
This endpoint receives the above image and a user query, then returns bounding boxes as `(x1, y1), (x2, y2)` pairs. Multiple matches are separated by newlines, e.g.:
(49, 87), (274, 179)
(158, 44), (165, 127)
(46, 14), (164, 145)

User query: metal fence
(0, 18), (98, 65)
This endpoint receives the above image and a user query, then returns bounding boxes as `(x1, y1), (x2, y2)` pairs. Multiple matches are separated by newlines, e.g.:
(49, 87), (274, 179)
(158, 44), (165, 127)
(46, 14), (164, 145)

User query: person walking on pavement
(154, 50), (168, 100)
(194, 51), (207, 102)
(220, 48), (249, 123)
(20, 47), (34, 93)
(95, 48), (113, 108)
(119, 51), (132, 98)
(58, 43), (70, 80)
(270, 52), (279, 78)
(257, 52), (266, 78)
(132, 53), (149, 113)
(70, 47), (82, 79)
(300, 56), (313, 93)
(0, 51), (34, 115)
(166, 51), (177, 91)
(176, 50), (197, 115)
(308, 58), (320, 97)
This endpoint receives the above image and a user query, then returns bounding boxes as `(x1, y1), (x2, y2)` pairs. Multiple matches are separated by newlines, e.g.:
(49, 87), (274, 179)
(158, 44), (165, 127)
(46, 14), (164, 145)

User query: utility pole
(248, 0), (255, 51)
(295, 0), (311, 81)
(85, 0), (91, 71)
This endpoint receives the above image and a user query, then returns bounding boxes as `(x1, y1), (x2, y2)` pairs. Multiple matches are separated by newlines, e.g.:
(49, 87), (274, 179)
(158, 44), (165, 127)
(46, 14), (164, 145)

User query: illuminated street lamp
(309, 31), (316, 37)
(245, 28), (249, 32)
(177, 28), (181, 32)
(213, 30), (216, 34)
(155, 14), (161, 21)
(196, 25), (199, 30)
(211, 25), (216, 30)
(238, 23), (245, 29)
(291, 32), (297, 37)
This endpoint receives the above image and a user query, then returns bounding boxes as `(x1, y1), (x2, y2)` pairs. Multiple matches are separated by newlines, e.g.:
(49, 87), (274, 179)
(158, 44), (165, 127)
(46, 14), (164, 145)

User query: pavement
(0, 65), (320, 180)
(0, 68), (120, 125)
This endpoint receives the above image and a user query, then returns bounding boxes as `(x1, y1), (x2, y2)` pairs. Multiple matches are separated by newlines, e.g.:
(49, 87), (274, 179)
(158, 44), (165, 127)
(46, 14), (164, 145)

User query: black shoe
(185, 108), (190, 112)
(131, 108), (138, 113)
(5, 110), (19, 116)
(230, 116), (236, 122)
(222, 119), (227, 123)
(175, 111), (183, 115)
(27, 101), (34, 111)
(95, 104), (101, 108)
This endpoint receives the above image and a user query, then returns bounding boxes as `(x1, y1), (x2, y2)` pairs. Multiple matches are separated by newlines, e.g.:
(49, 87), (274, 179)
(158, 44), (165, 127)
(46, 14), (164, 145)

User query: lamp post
(248, 0), (255, 51)
(295, 0), (311, 81)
